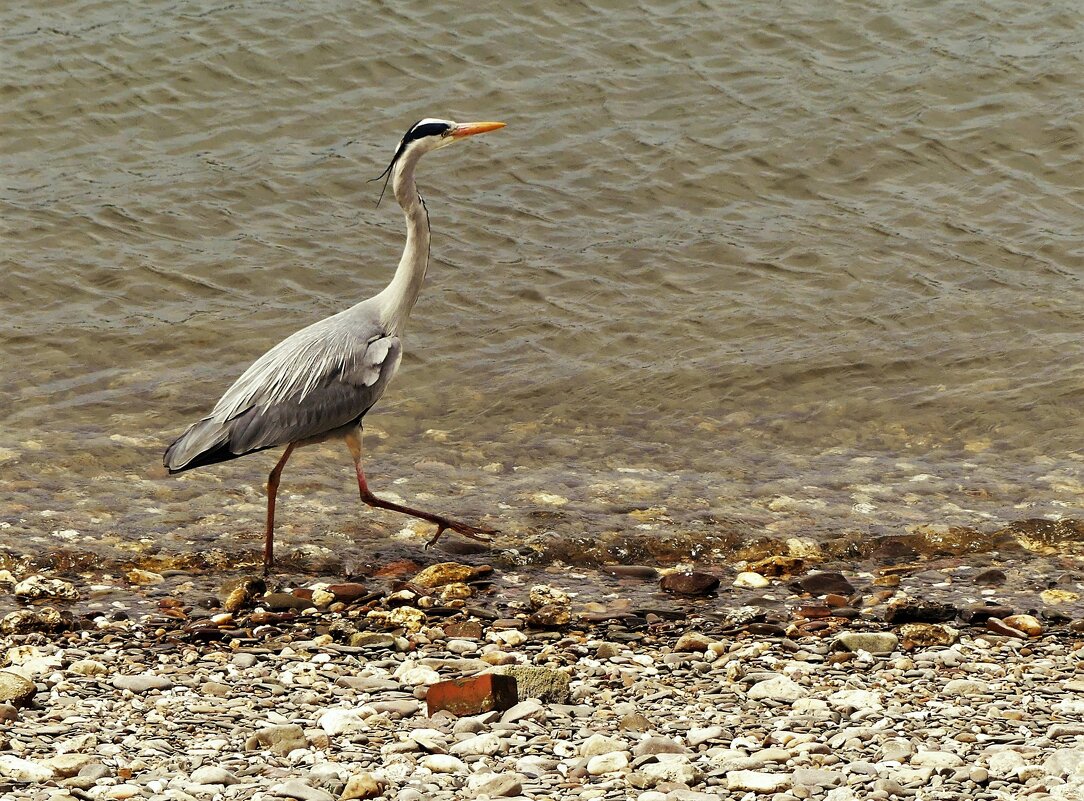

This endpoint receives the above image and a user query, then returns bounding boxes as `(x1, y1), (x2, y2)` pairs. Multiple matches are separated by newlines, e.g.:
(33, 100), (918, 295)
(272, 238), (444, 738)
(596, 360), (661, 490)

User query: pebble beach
(2, 549), (1083, 801)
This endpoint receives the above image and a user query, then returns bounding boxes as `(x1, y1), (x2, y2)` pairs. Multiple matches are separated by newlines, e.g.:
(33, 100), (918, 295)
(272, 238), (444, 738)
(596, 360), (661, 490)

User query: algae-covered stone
(491, 665), (571, 703)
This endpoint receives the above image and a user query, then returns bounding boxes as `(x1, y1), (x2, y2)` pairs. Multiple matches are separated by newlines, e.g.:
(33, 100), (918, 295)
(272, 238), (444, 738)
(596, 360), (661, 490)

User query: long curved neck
(378, 147), (431, 336)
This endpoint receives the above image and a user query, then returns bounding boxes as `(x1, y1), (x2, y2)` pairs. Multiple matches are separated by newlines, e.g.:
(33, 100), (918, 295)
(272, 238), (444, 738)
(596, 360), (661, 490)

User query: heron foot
(425, 518), (498, 548)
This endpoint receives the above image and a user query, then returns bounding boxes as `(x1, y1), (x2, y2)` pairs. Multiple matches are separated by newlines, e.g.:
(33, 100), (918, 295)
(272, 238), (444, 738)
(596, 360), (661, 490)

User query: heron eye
(440, 129), (452, 138)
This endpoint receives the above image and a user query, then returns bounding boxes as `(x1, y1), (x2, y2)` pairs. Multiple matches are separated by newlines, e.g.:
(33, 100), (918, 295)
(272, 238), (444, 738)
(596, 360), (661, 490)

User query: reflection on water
(1, 0), (1082, 574)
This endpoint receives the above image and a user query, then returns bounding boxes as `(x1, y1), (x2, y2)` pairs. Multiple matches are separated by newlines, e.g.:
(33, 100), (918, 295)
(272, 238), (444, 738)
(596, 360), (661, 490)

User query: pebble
(834, 632), (899, 655)
(659, 571), (719, 596)
(112, 674), (173, 693)
(0, 560), (1081, 801)
(748, 675), (806, 701)
(727, 770), (792, 792)
(586, 751), (630, 775)
(0, 670), (36, 706)
(734, 571), (770, 589)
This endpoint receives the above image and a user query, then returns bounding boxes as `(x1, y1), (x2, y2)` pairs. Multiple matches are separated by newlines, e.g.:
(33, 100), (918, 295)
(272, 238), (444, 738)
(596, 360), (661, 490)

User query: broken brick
(426, 673), (518, 717)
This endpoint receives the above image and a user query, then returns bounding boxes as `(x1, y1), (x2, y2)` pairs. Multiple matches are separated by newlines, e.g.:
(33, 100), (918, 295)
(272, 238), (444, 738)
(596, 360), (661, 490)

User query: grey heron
(164, 118), (505, 572)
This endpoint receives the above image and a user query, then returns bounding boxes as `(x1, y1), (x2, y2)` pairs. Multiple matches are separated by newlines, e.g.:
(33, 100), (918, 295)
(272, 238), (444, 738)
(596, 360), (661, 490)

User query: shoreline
(2, 553), (1083, 800)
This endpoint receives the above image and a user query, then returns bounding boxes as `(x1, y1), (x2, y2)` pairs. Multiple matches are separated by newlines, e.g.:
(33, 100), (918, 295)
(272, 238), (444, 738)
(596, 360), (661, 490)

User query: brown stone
(986, 617), (1028, 639)
(328, 583), (368, 604)
(824, 593), (849, 608)
(426, 674), (518, 717)
(798, 572), (855, 596)
(602, 565), (659, 580)
(961, 603), (1014, 624)
(884, 599), (957, 624)
(1003, 614), (1043, 637)
(443, 620), (484, 639)
(973, 568), (1007, 587)
(659, 571), (719, 596)
(219, 577), (265, 613)
(412, 562), (493, 589)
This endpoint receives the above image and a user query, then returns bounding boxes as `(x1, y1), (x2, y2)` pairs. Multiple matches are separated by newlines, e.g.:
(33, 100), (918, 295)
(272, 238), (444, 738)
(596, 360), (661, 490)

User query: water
(2, 0), (1082, 577)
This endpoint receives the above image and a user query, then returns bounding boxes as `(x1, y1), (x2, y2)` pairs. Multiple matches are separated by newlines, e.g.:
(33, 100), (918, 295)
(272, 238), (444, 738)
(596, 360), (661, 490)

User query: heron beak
(451, 121), (506, 138)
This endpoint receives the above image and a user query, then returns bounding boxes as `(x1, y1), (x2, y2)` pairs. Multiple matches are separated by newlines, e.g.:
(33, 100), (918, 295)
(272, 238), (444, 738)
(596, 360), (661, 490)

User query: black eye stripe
(404, 121), (452, 142)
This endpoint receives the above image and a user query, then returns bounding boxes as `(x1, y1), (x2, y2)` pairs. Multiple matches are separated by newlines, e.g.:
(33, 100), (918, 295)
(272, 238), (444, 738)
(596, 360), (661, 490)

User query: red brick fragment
(426, 674), (518, 717)
(327, 583), (368, 604)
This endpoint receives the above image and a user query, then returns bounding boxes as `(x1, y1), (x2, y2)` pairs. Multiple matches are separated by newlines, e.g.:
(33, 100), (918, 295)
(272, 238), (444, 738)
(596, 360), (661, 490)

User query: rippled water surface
(2, 0), (1082, 572)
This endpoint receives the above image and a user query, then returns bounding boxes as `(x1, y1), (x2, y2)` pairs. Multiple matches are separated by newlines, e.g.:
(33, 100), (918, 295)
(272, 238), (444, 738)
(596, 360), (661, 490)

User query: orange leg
(345, 432), (495, 546)
(264, 443), (296, 573)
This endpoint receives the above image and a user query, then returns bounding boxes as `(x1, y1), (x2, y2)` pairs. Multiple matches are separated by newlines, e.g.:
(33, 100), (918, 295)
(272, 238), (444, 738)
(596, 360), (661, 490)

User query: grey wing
(164, 319), (402, 472)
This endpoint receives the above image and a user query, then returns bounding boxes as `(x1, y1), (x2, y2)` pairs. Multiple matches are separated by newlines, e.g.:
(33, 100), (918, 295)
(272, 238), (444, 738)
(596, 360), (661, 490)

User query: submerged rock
(659, 571), (719, 596)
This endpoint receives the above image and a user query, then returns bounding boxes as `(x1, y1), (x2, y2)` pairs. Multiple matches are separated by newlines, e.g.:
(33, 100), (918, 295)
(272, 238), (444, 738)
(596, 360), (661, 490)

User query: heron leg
(345, 432), (496, 546)
(265, 443), (296, 574)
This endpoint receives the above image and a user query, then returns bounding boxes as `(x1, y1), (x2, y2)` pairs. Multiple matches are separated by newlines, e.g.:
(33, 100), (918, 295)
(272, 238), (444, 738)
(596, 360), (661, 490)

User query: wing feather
(164, 307), (403, 473)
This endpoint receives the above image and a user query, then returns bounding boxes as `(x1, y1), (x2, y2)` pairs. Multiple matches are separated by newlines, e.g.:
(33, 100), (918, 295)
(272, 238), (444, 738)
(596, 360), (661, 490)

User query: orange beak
(451, 121), (507, 138)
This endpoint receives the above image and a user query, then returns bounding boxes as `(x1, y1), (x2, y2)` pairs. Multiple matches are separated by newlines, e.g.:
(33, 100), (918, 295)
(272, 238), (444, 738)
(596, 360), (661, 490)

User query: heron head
(371, 118), (505, 204)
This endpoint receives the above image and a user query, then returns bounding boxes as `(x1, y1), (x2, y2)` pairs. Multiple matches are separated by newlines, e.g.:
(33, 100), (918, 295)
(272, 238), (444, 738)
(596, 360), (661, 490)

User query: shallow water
(2, 0), (1082, 573)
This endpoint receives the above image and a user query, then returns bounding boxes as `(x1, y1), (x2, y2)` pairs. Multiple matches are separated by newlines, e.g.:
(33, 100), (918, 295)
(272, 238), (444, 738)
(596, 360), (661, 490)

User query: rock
(602, 565), (659, 579)
(393, 661), (440, 686)
(421, 754), (467, 774)
(884, 599), (957, 624)
(972, 568), (1007, 586)
(491, 665), (571, 703)
(190, 765), (241, 786)
(660, 571), (719, 596)
(1040, 589), (1080, 605)
(246, 724), (309, 756)
(268, 779), (335, 801)
(912, 751), (964, 769)
(444, 620), (484, 639)
(340, 772), (386, 800)
(798, 572), (855, 596)
(218, 576), (266, 612)
(877, 738), (914, 763)
(500, 699), (546, 723)
(126, 569), (164, 585)
(581, 733), (627, 757)
(747, 675), (805, 702)
(1, 607), (69, 635)
(985, 618), (1028, 638)
(834, 632), (898, 655)
(675, 632), (714, 653)
(412, 562), (492, 588)
(734, 571), (770, 589)
(112, 674), (172, 693)
(633, 735), (686, 756)
(943, 678), (990, 696)
(426, 674), (518, 717)
(14, 576), (78, 600)
(727, 770), (791, 792)
(450, 733), (503, 757)
(262, 592), (313, 612)
(0, 671), (36, 707)
(897, 623), (958, 648)
(318, 708), (368, 736)
(638, 754), (699, 785)
(986, 750), (1026, 777)
(528, 604), (571, 628)
(468, 773), (522, 797)
(69, 659), (110, 676)
(0, 755), (53, 782)
(327, 583), (368, 604)
(0, 704), (17, 722)
(792, 767), (844, 788)
(828, 689), (882, 711)
(348, 632), (397, 649)
(529, 584), (570, 609)
(960, 603), (1014, 623)
(619, 712), (653, 732)
(41, 754), (95, 778)
(1003, 614), (1043, 637)
(688, 726), (724, 747)
(586, 751), (629, 775)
